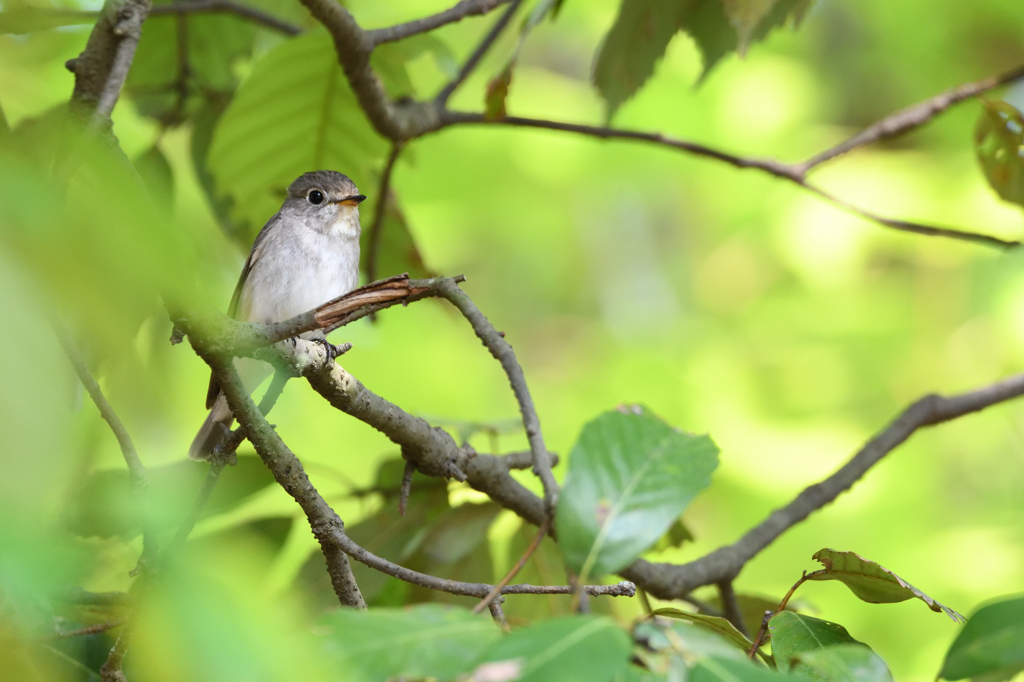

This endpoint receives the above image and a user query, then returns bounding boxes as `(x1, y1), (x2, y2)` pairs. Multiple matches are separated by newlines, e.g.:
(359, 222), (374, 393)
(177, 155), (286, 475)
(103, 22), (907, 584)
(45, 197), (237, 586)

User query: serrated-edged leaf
(939, 595), (1024, 681)
(207, 28), (391, 241)
(975, 99), (1024, 208)
(360, 190), (434, 280)
(650, 609), (753, 652)
(321, 605), (499, 681)
(768, 612), (863, 672)
(593, 0), (691, 121)
(791, 644), (893, 682)
(808, 549), (964, 622)
(556, 405), (719, 579)
(479, 616), (632, 682)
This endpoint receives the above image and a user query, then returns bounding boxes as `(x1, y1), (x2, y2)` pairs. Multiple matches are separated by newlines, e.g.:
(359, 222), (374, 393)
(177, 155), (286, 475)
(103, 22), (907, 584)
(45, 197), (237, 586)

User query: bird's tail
(189, 395), (234, 460)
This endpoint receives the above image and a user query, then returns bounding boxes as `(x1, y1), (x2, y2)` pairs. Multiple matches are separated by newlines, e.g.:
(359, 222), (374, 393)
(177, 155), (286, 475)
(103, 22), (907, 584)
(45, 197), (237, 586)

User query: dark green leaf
(975, 100), (1024, 209)
(556, 405), (718, 579)
(939, 595), (1024, 681)
(807, 549), (964, 622)
(791, 644), (893, 682)
(133, 145), (174, 210)
(126, 5), (254, 125)
(653, 516), (694, 551)
(207, 29), (398, 243)
(768, 612), (863, 672)
(701, 593), (800, 646)
(593, 0), (813, 119)
(321, 605), (499, 681)
(479, 616), (632, 682)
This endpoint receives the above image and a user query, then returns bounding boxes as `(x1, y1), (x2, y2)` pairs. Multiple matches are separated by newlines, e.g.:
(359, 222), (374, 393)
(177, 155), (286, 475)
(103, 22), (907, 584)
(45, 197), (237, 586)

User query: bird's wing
(205, 212), (281, 410)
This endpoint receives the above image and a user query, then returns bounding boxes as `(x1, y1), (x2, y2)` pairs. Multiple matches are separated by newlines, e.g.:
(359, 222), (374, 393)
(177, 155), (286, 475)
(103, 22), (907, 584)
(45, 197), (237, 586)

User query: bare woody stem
(149, 0), (301, 35)
(436, 0), (524, 104)
(368, 0), (515, 45)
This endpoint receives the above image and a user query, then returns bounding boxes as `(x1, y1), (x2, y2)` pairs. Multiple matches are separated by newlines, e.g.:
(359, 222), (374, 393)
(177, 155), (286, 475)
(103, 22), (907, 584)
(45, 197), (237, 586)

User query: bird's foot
(312, 338), (352, 367)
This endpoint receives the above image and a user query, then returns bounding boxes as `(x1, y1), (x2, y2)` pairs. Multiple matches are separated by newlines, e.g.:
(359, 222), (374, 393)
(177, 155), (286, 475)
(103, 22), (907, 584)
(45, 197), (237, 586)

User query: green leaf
(0, 6), (94, 34)
(791, 644), (894, 682)
(939, 595), (1024, 681)
(692, 656), (790, 681)
(479, 616), (632, 682)
(321, 604), (500, 681)
(975, 99), (1024, 209)
(807, 549), (965, 622)
(593, 0), (812, 119)
(207, 29), (394, 243)
(649, 609), (753, 653)
(635, 620), (749, 661)
(126, 5), (254, 125)
(485, 62), (514, 121)
(556, 405), (719, 580)
(768, 612), (863, 672)
(700, 593), (803, 646)
(652, 516), (694, 552)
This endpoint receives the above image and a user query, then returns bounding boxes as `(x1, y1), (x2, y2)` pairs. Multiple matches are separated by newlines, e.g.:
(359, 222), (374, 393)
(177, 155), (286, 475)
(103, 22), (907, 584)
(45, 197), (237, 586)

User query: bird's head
(284, 170), (365, 238)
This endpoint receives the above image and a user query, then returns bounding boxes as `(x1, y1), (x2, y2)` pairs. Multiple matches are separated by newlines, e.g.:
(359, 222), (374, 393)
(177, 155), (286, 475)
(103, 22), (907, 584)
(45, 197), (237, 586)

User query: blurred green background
(2, 0), (1024, 679)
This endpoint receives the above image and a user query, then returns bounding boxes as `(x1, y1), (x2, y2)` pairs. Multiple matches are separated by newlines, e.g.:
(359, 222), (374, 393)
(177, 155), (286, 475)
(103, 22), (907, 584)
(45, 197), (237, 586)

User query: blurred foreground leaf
(808, 549), (965, 622)
(478, 615), (632, 682)
(0, 6), (93, 34)
(649, 608), (753, 653)
(555, 405), (718, 580)
(939, 595), (1024, 681)
(593, 0), (812, 118)
(975, 99), (1024, 209)
(321, 605), (499, 682)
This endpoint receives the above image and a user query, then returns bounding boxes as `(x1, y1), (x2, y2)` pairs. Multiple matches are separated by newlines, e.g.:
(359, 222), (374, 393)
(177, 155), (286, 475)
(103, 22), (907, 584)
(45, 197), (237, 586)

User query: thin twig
(434, 279), (560, 513)
(55, 327), (158, 567)
(369, 0), (514, 45)
(48, 618), (128, 640)
(746, 611), (774, 659)
(746, 569), (822, 658)
(436, 0), (523, 104)
(149, 0), (301, 35)
(90, 0), (151, 128)
(637, 588), (653, 616)
(797, 63), (1024, 173)
(717, 580), (748, 637)
(366, 143), (405, 284)
(473, 518), (550, 613)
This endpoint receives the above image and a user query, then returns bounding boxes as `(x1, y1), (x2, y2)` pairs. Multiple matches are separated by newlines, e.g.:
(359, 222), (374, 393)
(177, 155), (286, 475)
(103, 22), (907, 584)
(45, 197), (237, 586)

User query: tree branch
(368, 0), (514, 45)
(621, 372), (1024, 599)
(149, 0), (301, 35)
(435, 0), (523, 105)
(67, 0), (151, 126)
(797, 63), (1024, 173)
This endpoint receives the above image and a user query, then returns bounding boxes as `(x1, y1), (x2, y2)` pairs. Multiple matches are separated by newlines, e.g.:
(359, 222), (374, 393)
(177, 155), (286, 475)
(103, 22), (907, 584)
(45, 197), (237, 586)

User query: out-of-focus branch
(368, 0), (514, 45)
(797, 63), (1024, 173)
(441, 111), (1021, 249)
(56, 328), (158, 568)
(435, 0), (523, 104)
(621, 372), (1024, 598)
(149, 0), (301, 35)
(67, 0), (151, 126)
(48, 618), (128, 640)
(366, 144), (405, 284)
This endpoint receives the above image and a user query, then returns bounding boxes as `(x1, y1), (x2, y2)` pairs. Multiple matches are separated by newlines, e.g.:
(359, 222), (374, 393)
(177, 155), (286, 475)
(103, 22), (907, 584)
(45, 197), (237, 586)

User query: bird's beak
(334, 194), (366, 207)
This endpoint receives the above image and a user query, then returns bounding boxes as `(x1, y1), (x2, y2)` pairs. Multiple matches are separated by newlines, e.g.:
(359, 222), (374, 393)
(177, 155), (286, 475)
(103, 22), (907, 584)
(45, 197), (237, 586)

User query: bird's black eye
(307, 190), (325, 205)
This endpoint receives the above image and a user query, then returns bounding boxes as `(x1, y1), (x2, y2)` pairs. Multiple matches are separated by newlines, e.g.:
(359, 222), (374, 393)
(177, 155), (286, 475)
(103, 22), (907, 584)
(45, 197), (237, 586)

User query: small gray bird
(189, 170), (365, 460)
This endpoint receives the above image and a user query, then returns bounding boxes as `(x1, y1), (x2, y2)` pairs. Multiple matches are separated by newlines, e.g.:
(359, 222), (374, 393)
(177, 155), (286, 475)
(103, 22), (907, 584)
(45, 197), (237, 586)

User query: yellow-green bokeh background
(2, 0), (1024, 679)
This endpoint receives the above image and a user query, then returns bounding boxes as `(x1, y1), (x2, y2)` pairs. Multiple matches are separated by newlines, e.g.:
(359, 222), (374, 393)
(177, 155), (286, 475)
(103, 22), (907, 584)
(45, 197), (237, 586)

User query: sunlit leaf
(478, 616), (632, 682)
(807, 549), (965, 622)
(556, 405), (718, 579)
(939, 595), (1024, 681)
(207, 29), (397, 243)
(322, 605), (499, 681)
(975, 99), (1024, 209)
(791, 644), (894, 682)
(768, 612), (863, 672)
